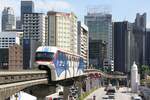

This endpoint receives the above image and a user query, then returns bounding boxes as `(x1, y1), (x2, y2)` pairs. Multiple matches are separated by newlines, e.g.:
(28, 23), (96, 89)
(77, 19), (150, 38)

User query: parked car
(131, 95), (142, 100)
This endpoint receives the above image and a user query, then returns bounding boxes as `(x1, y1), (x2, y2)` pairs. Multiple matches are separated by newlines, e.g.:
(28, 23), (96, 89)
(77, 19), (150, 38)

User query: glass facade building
(85, 13), (112, 68)
(21, 0), (34, 24)
(2, 7), (16, 31)
(145, 29), (150, 66)
(114, 21), (133, 73)
(133, 13), (146, 67)
(114, 13), (146, 73)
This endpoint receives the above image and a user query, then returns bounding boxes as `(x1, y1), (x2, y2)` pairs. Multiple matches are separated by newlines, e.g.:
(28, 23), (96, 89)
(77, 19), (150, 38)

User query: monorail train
(35, 46), (86, 81)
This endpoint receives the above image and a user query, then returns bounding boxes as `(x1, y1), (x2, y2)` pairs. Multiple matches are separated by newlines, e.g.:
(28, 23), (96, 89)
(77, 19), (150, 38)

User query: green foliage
(140, 65), (150, 79)
(141, 79), (150, 85)
(79, 87), (97, 100)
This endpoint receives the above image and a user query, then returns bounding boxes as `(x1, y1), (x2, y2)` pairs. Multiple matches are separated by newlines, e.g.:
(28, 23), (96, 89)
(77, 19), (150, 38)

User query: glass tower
(85, 12), (112, 68)
(21, 0), (34, 23)
(2, 7), (16, 31)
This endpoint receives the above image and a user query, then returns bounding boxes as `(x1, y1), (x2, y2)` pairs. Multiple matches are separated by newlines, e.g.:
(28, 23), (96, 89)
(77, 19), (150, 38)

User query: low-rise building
(0, 44), (23, 70)
(0, 32), (23, 70)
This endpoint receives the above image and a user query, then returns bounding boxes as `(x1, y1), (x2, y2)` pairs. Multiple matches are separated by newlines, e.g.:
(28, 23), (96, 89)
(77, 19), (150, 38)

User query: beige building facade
(47, 11), (77, 54)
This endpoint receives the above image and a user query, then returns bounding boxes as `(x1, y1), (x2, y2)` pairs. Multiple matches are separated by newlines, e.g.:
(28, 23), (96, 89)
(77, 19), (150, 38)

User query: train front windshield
(35, 52), (54, 61)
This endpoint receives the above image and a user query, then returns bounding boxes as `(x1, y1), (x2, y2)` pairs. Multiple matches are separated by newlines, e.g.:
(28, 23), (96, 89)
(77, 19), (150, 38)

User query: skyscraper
(47, 11), (77, 54)
(113, 21), (133, 73)
(23, 13), (45, 69)
(2, 7), (16, 31)
(21, 0), (34, 24)
(85, 12), (112, 68)
(133, 13), (146, 67)
(145, 28), (150, 66)
(113, 13), (146, 73)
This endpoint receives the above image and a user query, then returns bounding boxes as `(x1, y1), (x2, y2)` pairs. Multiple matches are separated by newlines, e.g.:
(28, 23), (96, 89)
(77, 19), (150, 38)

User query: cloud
(35, 0), (72, 13)
(0, 0), (20, 16)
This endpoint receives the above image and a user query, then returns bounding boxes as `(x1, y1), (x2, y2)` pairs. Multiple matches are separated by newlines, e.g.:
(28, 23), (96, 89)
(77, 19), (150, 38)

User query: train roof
(36, 46), (86, 59)
(36, 46), (58, 53)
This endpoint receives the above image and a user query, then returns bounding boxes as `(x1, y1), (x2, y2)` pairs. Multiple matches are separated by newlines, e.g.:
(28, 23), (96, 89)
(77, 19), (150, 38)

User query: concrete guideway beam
(0, 78), (48, 100)
(0, 70), (48, 84)
(84, 69), (127, 79)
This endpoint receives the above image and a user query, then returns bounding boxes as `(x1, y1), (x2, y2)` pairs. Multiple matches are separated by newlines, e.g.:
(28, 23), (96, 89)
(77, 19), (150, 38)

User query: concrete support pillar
(91, 78), (95, 88)
(116, 80), (119, 89)
(86, 78), (90, 92)
(63, 86), (70, 100)
(98, 79), (101, 87)
(108, 79), (111, 85)
(76, 82), (82, 95)
(102, 78), (105, 86)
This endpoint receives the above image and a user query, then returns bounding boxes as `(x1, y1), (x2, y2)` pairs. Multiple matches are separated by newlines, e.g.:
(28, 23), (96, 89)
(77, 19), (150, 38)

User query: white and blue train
(35, 46), (86, 81)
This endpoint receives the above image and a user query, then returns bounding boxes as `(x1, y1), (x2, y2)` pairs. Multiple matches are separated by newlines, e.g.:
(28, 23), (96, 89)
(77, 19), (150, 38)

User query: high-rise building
(23, 13), (45, 45)
(113, 21), (133, 73)
(145, 29), (150, 66)
(21, 0), (34, 24)
(114, 13), (146, 73)
(23, 13), (45, 69)
(47, 11), (77, 54)
(1, 7), (16, 31)
(84, 12), (112, 68)
(45, 16), (48, 46)
(133, 13), (146, 67)
(134, 13), (146, 29)
(16, 17), (22, 30)
(77, 21), (89, 66)
(89, 40), (107, 69)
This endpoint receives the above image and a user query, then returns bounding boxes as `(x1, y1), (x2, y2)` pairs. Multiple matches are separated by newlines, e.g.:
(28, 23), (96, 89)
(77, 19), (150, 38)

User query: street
(84, 87), (132, 100)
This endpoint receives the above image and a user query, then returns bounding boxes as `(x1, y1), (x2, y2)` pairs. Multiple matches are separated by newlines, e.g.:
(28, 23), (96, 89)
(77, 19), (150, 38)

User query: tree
(140, 65), (150, 79)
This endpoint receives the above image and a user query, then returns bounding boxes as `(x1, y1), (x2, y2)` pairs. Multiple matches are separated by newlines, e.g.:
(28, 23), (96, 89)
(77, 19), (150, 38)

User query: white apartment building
(77, 21), (89, 66)
(0, 32), (22, 48)
(23, 13), (45, 45)
(47, 11), (77, 54)
(45, 16), (48, 46)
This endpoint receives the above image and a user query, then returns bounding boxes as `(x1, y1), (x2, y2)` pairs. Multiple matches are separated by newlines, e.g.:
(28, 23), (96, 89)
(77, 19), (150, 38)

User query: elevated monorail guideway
(0, 70), (47, 84)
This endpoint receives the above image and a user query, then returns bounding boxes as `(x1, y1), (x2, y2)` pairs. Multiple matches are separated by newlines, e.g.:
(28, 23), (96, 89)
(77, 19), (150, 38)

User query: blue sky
(0, 0), (150, 31)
